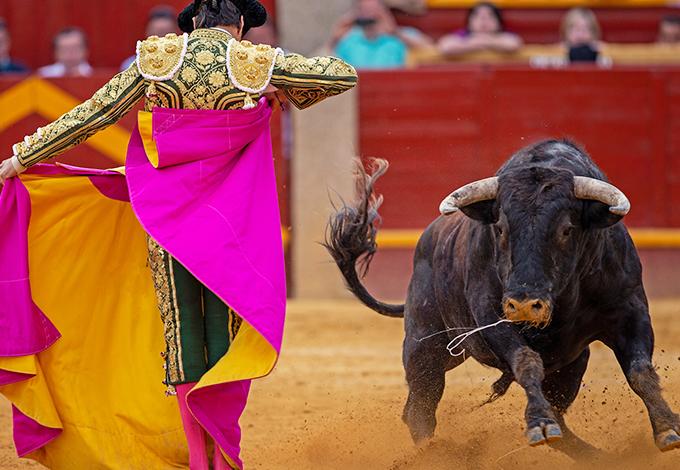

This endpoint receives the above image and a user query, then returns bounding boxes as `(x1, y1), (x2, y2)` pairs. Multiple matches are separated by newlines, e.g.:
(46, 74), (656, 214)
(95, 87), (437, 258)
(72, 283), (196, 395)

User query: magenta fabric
(12, 405), (61, 457)
(0, 176), (60, 359)
(56, 163), (130, 202)
(0, 174), (62, 455)
(0, 165), (127, 456)
(0, 100), (286, 466)
(188, 379), (251, 467)
(125, 100), (286, 468)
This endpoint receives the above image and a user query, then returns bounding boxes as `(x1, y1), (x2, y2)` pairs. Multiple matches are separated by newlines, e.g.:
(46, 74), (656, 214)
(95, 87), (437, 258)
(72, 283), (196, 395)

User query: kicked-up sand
(2, 298), (680, 469)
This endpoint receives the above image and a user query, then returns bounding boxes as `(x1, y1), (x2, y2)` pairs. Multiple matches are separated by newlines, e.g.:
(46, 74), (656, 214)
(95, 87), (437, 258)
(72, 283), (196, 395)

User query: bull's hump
(498, 139), (606, 180)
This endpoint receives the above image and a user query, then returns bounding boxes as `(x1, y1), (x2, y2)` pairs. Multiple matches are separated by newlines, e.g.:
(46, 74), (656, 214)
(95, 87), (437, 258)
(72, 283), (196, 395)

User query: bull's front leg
(510, 345), (563, 446)
(467, 302), (562, 444)
(609, 304), (680, 452)
(623, 358), (680, 451)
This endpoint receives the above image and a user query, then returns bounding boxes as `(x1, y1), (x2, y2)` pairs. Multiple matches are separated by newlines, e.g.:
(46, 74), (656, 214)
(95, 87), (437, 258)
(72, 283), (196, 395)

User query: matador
(0, 1), (357, 469)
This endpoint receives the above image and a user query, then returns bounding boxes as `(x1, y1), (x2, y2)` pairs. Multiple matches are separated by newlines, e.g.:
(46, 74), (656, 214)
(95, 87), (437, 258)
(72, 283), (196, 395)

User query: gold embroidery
(147, 236), (184, 384)
(171, 29), (239, 110)
(229, 308), (243, 343)
(13, 27), (358, 166)
(228, 40), (277, 92)
(196, 50), (214, 66)
(208, 71), (226, 88)
(181, 67), (197, 83)
(144, 86), (170, 111)
(150, 56), (165, 69)
(167, 257), (184, 383)
(137, 34), (186, 79)
(14, 65), (145, 167)
(271, 53), (358, 109)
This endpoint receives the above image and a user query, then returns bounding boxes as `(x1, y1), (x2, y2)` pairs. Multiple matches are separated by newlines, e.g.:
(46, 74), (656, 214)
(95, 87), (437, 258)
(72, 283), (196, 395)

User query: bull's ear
(582, 200), (624, 229)
(460, 200), (498, 224)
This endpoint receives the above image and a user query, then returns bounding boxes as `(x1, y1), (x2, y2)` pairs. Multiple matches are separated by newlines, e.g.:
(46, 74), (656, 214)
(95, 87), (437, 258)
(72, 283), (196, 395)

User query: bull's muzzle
(503, 297), (552, 327)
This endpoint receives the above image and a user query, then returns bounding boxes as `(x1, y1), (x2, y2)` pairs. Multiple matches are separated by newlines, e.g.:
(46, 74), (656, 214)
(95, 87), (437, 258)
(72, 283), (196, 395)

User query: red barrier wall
(358, 65), (680, 229)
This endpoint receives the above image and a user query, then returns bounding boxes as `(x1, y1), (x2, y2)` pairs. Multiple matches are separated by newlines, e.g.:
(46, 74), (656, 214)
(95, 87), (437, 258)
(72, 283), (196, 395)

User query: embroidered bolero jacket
(12, 28), (358, 168)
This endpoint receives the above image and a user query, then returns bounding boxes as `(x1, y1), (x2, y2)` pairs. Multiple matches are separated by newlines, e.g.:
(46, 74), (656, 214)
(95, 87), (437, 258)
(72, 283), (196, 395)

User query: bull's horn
(439, 177), (499, 215)
(573, 176), (630, 216)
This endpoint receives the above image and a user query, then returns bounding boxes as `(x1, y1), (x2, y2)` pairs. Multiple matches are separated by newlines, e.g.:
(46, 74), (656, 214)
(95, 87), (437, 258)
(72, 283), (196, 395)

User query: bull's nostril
(532, 302), (543, 310)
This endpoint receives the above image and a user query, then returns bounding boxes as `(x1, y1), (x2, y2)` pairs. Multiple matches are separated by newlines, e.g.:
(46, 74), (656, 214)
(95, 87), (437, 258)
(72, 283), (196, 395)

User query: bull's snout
(503, 297), (552, 326)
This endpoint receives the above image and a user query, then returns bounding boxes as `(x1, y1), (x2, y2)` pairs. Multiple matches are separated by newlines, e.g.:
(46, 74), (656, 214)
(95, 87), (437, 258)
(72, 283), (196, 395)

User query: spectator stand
(392, 0), (680, 66)
(355, 1), (680, 297)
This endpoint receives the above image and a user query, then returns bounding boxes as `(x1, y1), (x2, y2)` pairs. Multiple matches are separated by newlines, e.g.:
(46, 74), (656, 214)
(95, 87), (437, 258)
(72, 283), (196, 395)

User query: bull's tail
(324, 158), (405, 318)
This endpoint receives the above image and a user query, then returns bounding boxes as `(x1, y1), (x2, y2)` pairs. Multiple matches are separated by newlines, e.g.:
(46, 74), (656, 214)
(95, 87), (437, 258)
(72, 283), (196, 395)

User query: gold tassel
(146, 82), (158, 98)
(243, 94), (256, 109)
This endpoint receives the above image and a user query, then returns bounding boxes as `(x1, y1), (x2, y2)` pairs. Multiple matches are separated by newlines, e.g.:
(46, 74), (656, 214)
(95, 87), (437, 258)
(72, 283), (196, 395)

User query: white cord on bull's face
(446, 319), (513, 356)
(417, 319), (513, 357)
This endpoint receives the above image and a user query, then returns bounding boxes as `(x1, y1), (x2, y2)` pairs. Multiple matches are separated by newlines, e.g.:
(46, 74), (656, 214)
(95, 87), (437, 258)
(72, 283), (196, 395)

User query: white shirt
(37, 62), (94, 78)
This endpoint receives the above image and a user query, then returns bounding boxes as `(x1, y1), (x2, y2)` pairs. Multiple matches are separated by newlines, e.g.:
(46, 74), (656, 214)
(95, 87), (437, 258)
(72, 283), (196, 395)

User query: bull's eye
(495, 225), (503, 236)
(562, 226), (573, 237)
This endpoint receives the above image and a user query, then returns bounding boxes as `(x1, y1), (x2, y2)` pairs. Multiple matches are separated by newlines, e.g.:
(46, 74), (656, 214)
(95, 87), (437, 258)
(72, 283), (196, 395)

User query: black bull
(324, 139), (680, 457)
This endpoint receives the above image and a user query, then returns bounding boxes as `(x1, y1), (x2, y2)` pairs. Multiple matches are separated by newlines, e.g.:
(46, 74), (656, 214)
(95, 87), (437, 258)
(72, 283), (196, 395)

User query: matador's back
(12, 28), (358, 168)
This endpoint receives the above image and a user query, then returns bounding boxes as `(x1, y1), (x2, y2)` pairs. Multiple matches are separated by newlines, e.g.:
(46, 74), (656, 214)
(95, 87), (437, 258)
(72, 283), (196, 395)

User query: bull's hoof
(655, 429), (680, 452)
(527, 423), (562, 447)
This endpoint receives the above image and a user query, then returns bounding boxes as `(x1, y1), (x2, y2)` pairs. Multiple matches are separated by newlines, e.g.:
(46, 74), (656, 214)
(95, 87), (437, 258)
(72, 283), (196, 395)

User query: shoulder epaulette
(227, 39), (283, 93)
(136, 33), (189, 81)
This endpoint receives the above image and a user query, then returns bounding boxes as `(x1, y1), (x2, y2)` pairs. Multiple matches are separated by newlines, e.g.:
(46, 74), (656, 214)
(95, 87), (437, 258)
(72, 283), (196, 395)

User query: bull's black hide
(325, 139), (680, 457)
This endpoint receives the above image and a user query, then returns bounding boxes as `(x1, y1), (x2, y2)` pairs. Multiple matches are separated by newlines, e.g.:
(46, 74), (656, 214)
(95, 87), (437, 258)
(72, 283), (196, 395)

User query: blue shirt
(333, 26), (407, 70)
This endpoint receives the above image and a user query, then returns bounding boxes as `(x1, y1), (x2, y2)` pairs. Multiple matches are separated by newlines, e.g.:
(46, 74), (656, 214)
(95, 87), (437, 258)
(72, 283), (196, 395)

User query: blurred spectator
(120, 5), (179, 70)
(329, 0), (432, 69)
(559, 7), (602, 62)
(0, 18), (29, 73)
(656, 15), (680, 45)
(38, 27), (92, 78)
(437, 2), (522, 56)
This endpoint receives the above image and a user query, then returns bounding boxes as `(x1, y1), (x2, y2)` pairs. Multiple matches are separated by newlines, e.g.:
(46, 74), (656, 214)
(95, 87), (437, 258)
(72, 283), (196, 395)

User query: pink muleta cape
(0, 99), (286, 469)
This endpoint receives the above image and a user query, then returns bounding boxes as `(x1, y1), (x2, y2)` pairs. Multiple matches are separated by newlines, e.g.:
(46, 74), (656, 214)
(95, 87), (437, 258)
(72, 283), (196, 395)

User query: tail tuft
(324, 158), (404, 318)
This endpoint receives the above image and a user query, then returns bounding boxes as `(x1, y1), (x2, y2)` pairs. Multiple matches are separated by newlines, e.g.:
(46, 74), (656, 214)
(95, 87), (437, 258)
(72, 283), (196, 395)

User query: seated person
(120, 5), (179, 70)
(330, 0), (432, 69)
(559, 7), (603, 62)
(0, 18), (29, 73)
(656, 15), (680, 45)
(437, 2), (522, 56)
(38, 27), (93, 78)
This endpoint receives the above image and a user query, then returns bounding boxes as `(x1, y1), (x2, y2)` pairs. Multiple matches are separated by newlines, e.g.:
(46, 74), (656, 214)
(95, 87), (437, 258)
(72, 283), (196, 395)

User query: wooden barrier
(408, 43), (680, 67)
(357, 65), (680, 230)
(375, 228), (680, 249)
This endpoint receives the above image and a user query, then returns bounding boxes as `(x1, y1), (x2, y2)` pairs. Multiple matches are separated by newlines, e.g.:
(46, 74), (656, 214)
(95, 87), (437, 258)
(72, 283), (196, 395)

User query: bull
(324, 139), (680, 456)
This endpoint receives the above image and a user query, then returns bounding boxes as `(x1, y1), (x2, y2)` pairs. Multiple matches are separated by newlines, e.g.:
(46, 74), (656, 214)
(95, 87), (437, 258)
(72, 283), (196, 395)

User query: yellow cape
(0, 172), (187, 469)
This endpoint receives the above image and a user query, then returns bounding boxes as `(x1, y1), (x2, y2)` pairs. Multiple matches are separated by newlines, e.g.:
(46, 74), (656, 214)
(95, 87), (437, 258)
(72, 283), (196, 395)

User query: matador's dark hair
(177, 0), (266, 36)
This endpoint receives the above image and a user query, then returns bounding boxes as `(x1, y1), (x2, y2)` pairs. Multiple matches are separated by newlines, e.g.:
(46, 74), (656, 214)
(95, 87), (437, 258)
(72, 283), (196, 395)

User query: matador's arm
(270, 53), (357, 110)
(11, 65), (147, 168)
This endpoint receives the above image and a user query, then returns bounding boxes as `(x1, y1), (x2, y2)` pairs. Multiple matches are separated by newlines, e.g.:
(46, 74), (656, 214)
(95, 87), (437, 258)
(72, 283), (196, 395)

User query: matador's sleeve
(12, 65), (147, 168)
(270, 53), (358, 110)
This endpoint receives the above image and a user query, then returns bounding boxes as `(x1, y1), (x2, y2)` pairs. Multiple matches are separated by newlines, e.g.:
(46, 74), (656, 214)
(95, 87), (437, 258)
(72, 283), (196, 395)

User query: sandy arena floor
(2, 298), (680, 470)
